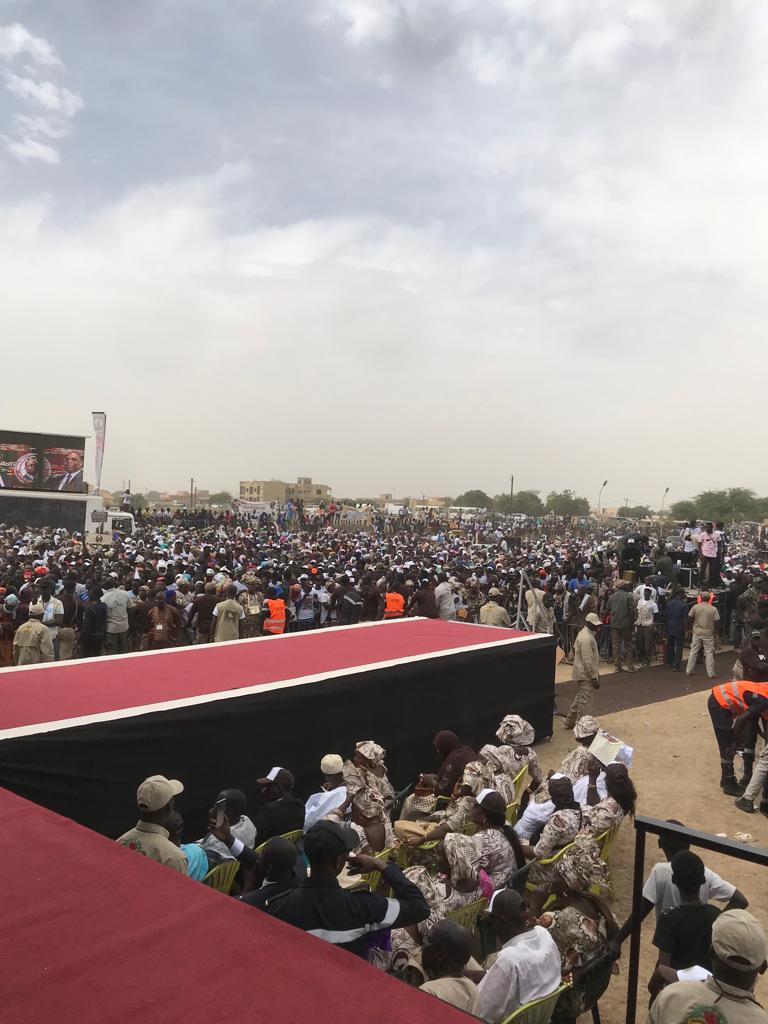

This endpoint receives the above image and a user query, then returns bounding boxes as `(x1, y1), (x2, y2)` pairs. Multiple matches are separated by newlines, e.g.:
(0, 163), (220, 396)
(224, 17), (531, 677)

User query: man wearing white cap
(116, 775), (188, 874)
(563, 612), (602, 730)
(649, 908), (768, 1023)
(303, 755), (348, 831)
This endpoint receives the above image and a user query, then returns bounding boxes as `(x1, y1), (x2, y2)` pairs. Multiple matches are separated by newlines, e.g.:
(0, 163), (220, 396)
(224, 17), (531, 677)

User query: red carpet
(0, 786), (474, 1024)
(0, 618), (531, 736)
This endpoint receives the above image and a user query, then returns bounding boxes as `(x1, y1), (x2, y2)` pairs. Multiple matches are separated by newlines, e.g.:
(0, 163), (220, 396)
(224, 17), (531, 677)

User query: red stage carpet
(0, 618), (533, 737)
(0, 785), (473, 1024)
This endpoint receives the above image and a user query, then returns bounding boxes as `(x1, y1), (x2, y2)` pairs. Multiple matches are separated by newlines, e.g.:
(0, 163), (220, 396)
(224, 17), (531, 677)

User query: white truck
(0, 488), (135, 544)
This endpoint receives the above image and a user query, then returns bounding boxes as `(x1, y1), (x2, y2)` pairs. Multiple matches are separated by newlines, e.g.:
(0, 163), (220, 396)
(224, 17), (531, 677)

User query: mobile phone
(214, 796), (227, 828)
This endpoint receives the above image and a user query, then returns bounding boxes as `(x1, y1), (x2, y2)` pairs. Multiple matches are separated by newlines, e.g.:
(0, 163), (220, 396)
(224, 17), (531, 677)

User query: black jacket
(267, 864), (429, 958)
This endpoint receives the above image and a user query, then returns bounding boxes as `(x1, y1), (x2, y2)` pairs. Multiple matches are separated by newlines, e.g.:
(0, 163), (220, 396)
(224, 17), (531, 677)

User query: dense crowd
(1, 507), (767, 669)
(115, 710), (766, 1023)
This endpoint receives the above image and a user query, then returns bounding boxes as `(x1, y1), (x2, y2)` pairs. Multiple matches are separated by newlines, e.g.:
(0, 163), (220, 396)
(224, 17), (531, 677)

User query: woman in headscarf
(582, 761), (636, 836)
(558, 716), (601, 781)
(478, 745), (518, 805)
(394, 759), (494, 844)
(464, 790), (525, 889)
(388, 832), (485, 973)
(342, 740), (395, 812)
(348, 788), (396, 853)
(530, 835), (617, 1019)
(495, 715), (543, 793)
(522, 776), (584, 888)
(433, 730), (477, 798)
(238, 572), (264, 638)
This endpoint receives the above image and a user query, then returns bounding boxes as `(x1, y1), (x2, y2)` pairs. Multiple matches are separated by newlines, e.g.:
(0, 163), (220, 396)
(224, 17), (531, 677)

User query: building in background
(239, 477), (332, 504)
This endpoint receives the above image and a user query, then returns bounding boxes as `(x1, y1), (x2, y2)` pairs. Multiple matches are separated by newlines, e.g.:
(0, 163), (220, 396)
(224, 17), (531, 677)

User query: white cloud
(5, 134), (58, 162)
(5, 72), (82, 115)
(0, 21), (59, 66)
(0, 21), (81, 163)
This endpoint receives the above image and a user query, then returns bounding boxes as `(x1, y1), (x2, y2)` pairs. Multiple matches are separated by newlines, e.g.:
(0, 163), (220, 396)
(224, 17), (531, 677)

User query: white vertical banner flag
(92, 411), (107, 491)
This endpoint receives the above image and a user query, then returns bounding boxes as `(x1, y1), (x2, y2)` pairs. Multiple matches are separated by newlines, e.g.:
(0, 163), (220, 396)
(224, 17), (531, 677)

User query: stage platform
(0, 618), (554, 837)
(0, 786), (472, 1024)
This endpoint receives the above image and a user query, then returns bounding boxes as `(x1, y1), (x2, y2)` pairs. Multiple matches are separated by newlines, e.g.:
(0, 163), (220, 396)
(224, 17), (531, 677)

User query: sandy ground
(535, 652), (768, 1022)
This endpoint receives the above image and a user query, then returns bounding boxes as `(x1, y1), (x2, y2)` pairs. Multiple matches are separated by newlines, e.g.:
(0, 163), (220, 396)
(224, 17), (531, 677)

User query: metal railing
(625, 815), (768, 1024)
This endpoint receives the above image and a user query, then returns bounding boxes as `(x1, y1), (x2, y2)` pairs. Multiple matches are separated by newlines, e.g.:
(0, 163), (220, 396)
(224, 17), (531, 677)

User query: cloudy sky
(1, 1), (766, 506)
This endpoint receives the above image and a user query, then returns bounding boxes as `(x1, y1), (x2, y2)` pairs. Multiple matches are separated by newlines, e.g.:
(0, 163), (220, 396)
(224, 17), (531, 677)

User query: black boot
(722, 778), (744, 796)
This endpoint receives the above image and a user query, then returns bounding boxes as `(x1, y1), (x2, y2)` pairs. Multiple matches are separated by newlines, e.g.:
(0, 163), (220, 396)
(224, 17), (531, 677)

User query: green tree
(495, 490), (544, 516)
(453, 489), (492, 509)
(545, 489), (591, 516)
(209, 491), (233, 505)
(623, 505), (652, 518)
(669, 500), (700, 522)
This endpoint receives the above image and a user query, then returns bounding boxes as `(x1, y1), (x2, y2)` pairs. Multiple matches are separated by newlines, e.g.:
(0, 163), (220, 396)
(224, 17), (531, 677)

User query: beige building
(239, 476), (332, 504)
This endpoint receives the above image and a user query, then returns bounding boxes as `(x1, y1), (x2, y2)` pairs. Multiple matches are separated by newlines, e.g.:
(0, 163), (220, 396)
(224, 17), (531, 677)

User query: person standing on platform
(563, 613), (601, 730)
(664, 587), (688, 672)
(12, 602), (54, 665)
(480, 588), (512, 628)
(687, 591), (720, 679)
(607, 580), (635, 672)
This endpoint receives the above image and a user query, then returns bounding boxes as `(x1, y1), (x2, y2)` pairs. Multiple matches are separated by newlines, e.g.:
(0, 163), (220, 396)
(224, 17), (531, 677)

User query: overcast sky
(1, 1), (766, 506)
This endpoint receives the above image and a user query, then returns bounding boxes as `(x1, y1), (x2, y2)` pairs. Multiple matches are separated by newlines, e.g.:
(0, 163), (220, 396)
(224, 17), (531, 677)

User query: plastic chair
(552, 953), (614, 1024)
(501, 983), (569, 1024)
(254, 828), (304, 855)
(512, 764), (530, 804)
(359, 847), (394, 892)
(525, 841), (575, 892)
(504, 861), (532, 894)
(505, 800), (520, 825)
(595, 824), (620, 863)
(202, 859), (240, 894)
(444, 896), (488, 932)
(390, 782), (413, 822)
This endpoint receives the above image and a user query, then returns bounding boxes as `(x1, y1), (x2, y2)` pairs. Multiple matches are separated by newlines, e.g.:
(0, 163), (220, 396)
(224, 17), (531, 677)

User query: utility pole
(510, 474), (514, 509)
(624, 497), (629, 517)
(190, 476), (195, 509)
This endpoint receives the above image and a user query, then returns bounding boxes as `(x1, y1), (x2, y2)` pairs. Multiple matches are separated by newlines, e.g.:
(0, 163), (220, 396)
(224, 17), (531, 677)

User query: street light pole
(660, 486), (670, 534)
(510, 474), (514, 510)
(597, 479), (608, 516)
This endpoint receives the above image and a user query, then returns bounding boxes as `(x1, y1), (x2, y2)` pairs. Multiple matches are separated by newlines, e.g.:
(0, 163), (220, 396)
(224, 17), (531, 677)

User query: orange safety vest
(264, 598), (286, 634)
(713, 680), (768, 719)
(384, 591), (405, 619)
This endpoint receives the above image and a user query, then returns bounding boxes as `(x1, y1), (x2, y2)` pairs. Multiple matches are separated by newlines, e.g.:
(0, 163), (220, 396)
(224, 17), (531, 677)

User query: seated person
(266, 821), (429, 959)
(240, 837), (300, 910)
(514, 771), (606, 842)
(116, 774), (188, 875)
(494, 715), (544, 794)
(304, 754), (348, 831)
(476, 890), (562, 1023)
(347, 788), (395, 853)
(419, 920), (480, 1015)
(464, 790), (524, 889)
(342, 740), (395, 812)
(398, 772), (440, 822)
(478, 745), (518, 805)
(649, 909), (768, 1024)
(612, 818), (747, 953)
(529, 835), (617, 1022)
(582, 760), (637, 835)
(648, 850), (721, 1000)
(395, 760), (493, 845)
(167, 810), (209, 881)
(389, 833), (484, 970)
(254, 767), (305, 845)
(199, 788), (255, 863)
(520, 777), (583, 886)
(556, 715), (601, 784)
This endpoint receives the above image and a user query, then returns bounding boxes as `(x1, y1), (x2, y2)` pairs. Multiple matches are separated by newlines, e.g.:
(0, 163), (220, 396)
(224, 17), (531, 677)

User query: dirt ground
(536, 651), (768, 1023)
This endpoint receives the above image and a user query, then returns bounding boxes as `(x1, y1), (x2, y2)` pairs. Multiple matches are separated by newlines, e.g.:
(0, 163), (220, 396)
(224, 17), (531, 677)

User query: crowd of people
(114, 708), (767, 1022)
(1, 506), (767, 669)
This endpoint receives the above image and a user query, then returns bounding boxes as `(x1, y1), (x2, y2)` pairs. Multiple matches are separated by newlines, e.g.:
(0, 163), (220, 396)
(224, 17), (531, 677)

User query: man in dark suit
(54, 451), (84, 492)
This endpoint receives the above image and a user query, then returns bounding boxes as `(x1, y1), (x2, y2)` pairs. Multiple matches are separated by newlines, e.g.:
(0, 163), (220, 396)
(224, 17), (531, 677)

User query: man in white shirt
(477, 890), (562, 1022)
(434, 574), (456, 621)
(635, 587), (659, 666)
(610, 818), (748, 954)
(101, 576), (133, 655)
(37, 576), (64, 657)
(304, 754), (348, 831)
(514, 771), (607, 841)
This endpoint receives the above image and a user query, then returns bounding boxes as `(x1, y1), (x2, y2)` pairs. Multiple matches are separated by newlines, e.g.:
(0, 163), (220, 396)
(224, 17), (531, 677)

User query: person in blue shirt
(665, 588), (689, 671)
